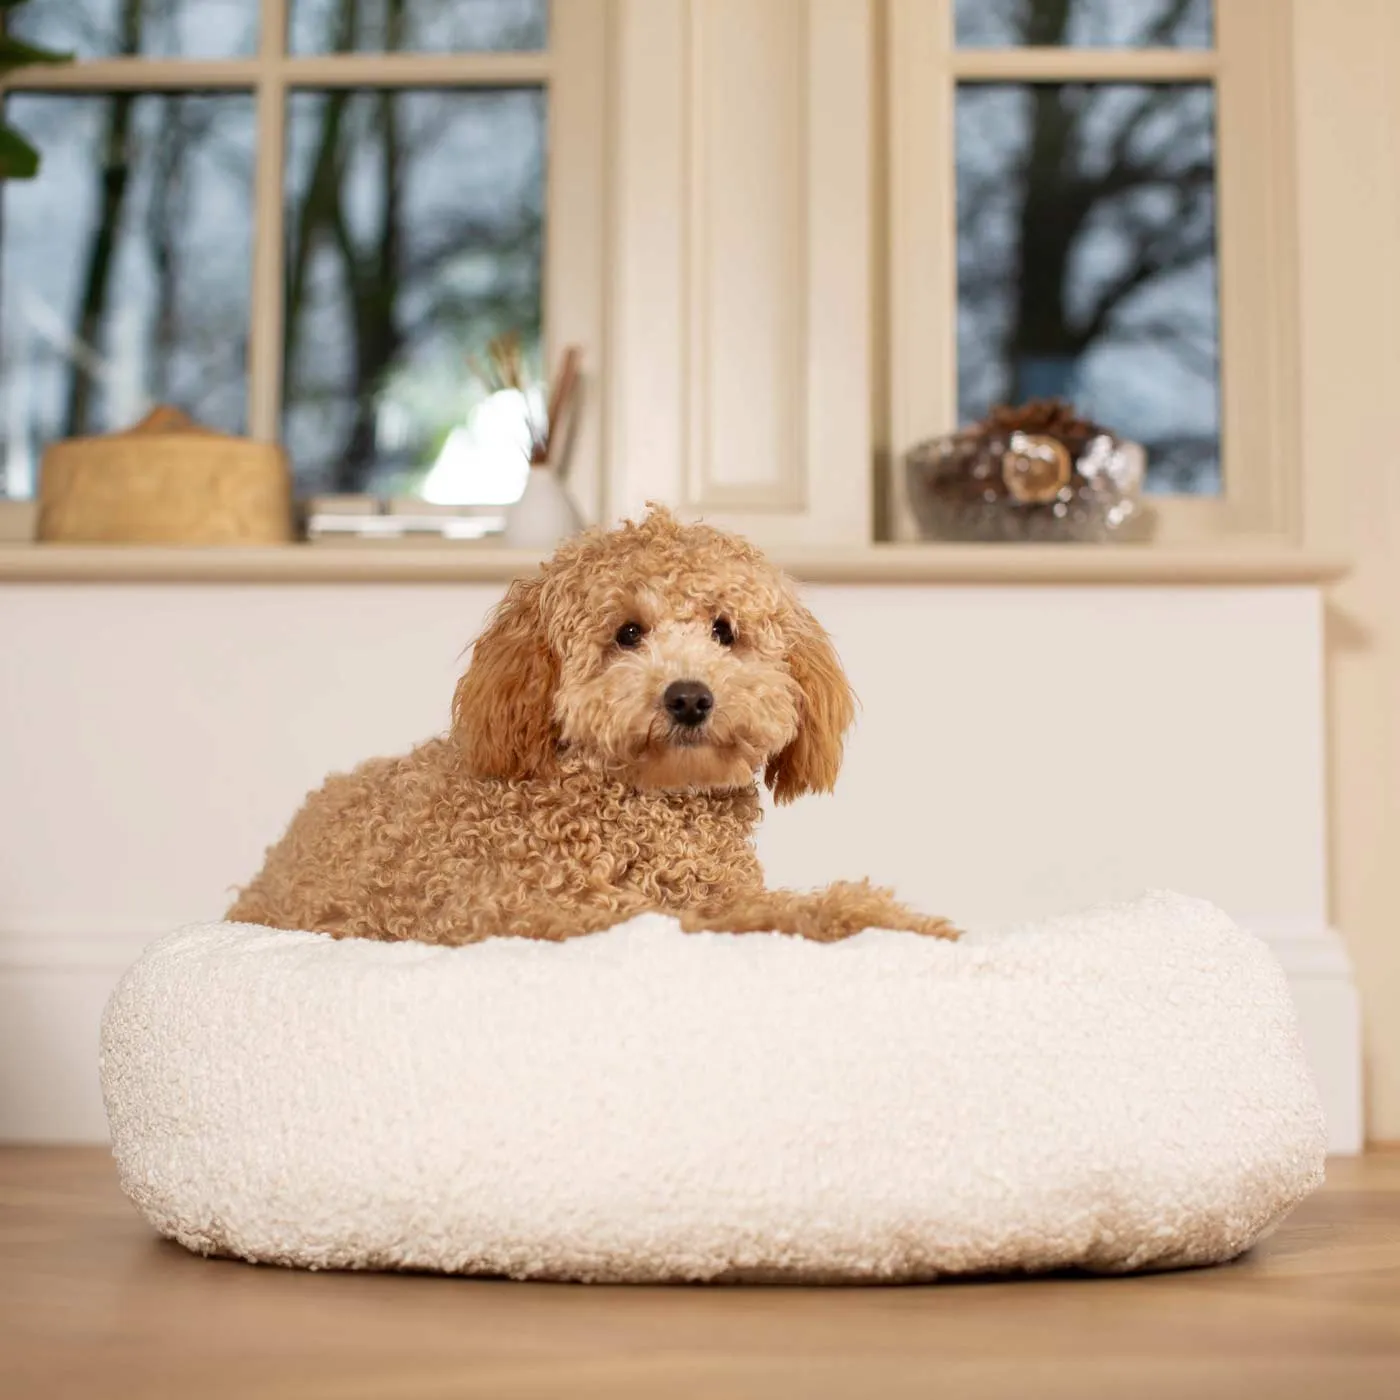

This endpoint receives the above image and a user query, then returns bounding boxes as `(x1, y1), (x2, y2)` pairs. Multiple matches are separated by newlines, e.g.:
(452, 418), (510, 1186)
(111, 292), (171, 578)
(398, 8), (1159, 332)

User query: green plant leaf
(0, 3), (72, 178)
(0, 124), (40, 180)
(0, 34), (73, 70)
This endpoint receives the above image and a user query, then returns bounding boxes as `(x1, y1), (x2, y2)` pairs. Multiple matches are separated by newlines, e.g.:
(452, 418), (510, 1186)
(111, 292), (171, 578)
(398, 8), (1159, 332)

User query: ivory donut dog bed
(100, 891), (1325, 1283)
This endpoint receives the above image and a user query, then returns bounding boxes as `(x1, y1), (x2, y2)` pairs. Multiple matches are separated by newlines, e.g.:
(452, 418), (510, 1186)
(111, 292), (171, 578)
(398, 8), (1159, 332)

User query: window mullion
(2, 60), (262, 91)
(248, 0), (289, 442)
(949, 47), (1217, 81)
(887, 0), (957, 540)
(282, 52), (553, 86)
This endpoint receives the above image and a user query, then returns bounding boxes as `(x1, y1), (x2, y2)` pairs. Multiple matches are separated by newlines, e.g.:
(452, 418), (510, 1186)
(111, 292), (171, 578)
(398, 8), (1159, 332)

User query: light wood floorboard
(1, 1147), (1397, 1399)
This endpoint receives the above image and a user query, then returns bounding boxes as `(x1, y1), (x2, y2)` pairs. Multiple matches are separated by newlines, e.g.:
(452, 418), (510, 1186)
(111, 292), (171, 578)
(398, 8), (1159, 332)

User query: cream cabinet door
(607, 0), (873, 545)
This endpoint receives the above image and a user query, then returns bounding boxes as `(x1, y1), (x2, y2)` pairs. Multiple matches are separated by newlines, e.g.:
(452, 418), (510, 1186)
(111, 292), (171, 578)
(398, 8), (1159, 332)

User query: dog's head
(452, 506), (855, 801)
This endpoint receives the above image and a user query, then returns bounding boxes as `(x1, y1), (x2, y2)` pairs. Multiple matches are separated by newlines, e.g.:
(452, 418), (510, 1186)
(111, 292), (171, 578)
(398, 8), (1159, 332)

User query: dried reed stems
(472, 334), (583, 470)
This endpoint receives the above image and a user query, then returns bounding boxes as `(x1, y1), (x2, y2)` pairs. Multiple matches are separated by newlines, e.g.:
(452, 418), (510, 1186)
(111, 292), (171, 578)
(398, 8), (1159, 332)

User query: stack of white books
(303, 497), (506, 545)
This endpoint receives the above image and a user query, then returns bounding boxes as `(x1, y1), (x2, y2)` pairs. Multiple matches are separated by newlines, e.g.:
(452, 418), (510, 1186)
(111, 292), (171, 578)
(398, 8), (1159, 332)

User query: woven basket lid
(39, 405), (293, 545)
(48, 404), (236, 450)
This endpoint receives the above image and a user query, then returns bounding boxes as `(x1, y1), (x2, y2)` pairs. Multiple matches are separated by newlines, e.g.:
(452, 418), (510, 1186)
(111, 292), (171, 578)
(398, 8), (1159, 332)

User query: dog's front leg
(429, 888), (661, 945)
(680, 880), (958, 942)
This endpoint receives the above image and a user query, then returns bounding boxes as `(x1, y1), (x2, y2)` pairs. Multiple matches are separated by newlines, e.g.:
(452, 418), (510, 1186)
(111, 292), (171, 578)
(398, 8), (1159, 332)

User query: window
(0, 0), (605, 509)
(887, 0), (1299, 540)
(1, 1), (1300, 551)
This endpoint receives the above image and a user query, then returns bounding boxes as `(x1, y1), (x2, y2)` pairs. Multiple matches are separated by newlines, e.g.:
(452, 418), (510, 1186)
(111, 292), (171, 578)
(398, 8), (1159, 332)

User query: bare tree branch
(1142, 0), (1203, 46)
(63, 0), (142, 435)
(1108, 315), (1218, 381)
(283, 2), (360, 379)
(1072, 228), (1215, 348)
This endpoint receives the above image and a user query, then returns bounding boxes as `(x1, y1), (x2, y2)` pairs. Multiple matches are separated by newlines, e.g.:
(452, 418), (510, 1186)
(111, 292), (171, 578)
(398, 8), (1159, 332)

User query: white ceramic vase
(502, 465), (584, 551)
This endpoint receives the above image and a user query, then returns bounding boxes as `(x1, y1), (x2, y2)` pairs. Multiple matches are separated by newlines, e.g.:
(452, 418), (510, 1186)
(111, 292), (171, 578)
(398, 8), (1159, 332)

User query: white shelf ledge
(0, 542), (1351, 587)
(0, 542), (1349, 587)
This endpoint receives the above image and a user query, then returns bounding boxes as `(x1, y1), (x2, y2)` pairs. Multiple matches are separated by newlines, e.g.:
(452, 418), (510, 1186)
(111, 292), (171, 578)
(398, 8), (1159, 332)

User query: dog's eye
(615, 621), (645, 649)
(711, 617), (736, 647)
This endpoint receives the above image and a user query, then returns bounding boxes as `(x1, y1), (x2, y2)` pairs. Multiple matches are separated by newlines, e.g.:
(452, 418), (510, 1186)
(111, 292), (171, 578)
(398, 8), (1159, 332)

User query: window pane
(289, 0), (547, 54)
(956, 0), (1212, 49)
(956, 83), (1219, 495)
(282, 88), (545, 498)
(0, 95), (253, 499)
(8, 1), (257, 59)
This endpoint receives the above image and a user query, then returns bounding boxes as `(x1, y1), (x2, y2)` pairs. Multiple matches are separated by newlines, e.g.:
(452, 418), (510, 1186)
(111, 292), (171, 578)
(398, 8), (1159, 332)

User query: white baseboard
(0, 923), (183, 1143)
(0, 918), (1366, 1151)
(1240, 918), (1363, 1154)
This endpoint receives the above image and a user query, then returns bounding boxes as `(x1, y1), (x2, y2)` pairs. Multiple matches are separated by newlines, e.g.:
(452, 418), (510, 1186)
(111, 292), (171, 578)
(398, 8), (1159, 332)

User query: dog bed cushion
(100, 891), (1325, 1283)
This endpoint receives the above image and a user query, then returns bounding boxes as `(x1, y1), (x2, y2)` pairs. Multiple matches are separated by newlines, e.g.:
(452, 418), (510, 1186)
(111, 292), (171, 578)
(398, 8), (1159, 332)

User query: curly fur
(228, 507), (955, 944)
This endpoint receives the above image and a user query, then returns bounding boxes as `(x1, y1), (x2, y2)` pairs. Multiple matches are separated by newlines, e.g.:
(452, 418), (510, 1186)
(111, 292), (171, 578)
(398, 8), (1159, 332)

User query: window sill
(0, 541), (1350, 586)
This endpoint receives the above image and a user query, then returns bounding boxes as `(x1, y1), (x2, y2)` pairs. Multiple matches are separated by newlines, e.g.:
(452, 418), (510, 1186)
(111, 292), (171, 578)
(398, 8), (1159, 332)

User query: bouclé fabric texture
(100, 891), (1326, 1283)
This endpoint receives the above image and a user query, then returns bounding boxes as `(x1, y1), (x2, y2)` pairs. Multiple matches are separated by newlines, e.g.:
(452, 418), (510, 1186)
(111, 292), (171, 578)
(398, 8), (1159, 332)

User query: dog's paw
(681, 885), (959, 942)
(901, 910), (961, 940)
(828, 888), (960, 941)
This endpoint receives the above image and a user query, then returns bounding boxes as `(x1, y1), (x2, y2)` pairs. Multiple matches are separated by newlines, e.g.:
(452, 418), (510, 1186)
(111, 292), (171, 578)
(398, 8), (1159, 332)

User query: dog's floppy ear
(765, 605), (856, 804)
(452, 576), (559, 780)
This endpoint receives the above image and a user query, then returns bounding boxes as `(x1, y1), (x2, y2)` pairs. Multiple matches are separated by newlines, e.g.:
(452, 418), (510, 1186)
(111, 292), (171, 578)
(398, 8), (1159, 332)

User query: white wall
(0, 580), (1358, 1147)
(1293, 0), (1400, 1143)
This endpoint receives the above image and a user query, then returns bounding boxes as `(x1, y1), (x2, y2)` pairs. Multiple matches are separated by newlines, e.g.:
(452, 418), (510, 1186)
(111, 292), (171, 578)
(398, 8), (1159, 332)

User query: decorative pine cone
(983, 398), (1105, 453)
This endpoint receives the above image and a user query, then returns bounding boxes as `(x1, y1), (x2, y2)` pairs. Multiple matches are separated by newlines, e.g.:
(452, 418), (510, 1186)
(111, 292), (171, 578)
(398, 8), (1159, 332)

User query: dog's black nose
(663, 679), (714, 728)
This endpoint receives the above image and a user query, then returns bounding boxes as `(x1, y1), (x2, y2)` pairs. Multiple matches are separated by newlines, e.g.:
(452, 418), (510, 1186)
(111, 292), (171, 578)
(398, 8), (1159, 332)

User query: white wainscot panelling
(0, 582), (1358, 1149)
(758, 584), (1358, 1152)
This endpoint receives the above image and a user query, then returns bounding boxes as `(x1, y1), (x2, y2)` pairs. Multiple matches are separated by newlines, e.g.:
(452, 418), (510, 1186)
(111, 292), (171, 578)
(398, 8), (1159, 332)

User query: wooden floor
(2, 1149), (1398, 1400)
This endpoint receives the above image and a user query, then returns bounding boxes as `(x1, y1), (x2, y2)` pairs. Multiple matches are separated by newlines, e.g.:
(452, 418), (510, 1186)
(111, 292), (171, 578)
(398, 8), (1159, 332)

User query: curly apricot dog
(228, 507), (955, 944)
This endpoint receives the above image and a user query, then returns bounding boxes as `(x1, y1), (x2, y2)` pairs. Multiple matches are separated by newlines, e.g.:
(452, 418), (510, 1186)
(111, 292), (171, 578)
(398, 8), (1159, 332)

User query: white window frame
(1, 0), (610, 521)
(885, 0), (1301, 544)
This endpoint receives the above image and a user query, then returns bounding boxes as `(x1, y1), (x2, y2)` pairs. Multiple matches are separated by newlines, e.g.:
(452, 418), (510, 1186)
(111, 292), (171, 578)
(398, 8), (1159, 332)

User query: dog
(228, 507), (955, 944)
